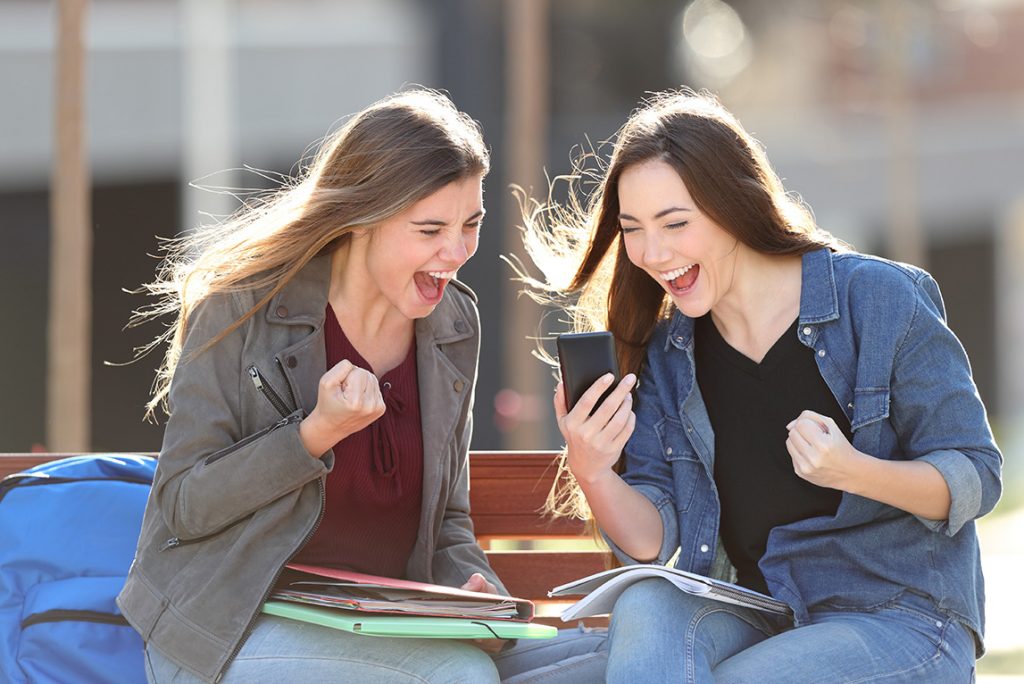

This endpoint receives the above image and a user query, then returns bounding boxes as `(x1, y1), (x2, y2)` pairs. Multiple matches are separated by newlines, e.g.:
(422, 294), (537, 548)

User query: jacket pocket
(851, 387), (890, 431)
(654, 417), (702, 512)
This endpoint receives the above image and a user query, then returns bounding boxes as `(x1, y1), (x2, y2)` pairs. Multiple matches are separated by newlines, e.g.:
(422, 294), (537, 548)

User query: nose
(642, 230), (671, 269)
(439, 231), (472, 265)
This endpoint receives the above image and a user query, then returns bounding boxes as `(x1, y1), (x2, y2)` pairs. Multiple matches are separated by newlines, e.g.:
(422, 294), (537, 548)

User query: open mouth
(413, 270), (456, 304)
(661, 264), (699, 294)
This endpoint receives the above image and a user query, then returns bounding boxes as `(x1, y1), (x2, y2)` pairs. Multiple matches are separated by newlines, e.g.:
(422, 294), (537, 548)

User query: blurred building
(2, 0), (1022, 459)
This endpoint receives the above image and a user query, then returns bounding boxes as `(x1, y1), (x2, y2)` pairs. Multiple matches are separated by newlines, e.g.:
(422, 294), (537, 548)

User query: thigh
(606, 578), (778, 684)
(492, 625), (608, 684)
(714, 594), (976, 684)
(146, 615), (500, 684)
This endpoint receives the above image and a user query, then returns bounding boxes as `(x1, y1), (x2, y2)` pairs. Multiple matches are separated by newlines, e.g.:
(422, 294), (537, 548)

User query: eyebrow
(411, 209), (485, 226)
(619, 207), (691, 222)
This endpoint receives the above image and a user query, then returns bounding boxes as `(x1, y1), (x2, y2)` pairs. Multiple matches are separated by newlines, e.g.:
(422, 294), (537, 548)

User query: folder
(269, 564), (536, 622)
(262, 600), (557, 639)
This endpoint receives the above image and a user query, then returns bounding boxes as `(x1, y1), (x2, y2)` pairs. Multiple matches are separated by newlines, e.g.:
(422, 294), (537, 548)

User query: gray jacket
(117, 254), (503, 682)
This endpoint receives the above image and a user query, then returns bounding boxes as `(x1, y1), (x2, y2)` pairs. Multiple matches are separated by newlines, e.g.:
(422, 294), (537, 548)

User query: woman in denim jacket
(521, 89), (1000, 682)
(120, 90), (606, 684)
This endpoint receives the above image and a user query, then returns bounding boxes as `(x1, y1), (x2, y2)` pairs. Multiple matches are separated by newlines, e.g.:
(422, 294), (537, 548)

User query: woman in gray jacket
(118, 89), (605, 684)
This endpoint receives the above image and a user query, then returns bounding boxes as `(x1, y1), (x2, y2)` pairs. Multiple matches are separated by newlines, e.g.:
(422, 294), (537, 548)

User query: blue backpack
(0, 454), (156, 684)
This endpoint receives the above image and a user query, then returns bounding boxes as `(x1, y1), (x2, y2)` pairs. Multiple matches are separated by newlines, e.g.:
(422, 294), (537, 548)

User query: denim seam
(844, 617), (948, 683)
(685, 604), (775, 684)
(230, 655), (435, 683)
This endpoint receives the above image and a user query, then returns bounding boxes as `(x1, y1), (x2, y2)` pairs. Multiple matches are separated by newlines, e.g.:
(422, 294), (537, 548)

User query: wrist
(299, 411), (334, 458)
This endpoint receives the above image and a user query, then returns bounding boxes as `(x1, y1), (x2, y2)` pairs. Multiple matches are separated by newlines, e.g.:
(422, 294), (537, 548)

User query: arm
(554, 374), (665, 562)
(431, 411), (509, 595)
(786, 274), (1002, 533)
(154, 292), (330, 540)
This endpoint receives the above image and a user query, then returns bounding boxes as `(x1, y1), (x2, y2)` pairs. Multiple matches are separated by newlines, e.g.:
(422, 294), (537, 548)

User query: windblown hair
(135, 88), (489, 419)
(517, 88), (844, 520)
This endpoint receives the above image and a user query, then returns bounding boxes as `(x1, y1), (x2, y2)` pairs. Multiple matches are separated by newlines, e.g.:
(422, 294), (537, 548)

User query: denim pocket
(654, 418), (701, 512)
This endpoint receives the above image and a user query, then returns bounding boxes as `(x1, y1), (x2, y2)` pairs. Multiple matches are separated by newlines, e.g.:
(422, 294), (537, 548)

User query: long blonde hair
(518, 88), (844, 520)
(136, 88), (489, 419)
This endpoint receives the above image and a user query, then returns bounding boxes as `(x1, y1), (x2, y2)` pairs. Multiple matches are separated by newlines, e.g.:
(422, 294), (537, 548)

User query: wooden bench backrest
(0, 451), (609, 627)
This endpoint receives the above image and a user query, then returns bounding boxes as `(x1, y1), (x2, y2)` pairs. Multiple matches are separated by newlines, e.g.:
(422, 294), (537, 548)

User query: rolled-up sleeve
(891, 275), (1002, 536)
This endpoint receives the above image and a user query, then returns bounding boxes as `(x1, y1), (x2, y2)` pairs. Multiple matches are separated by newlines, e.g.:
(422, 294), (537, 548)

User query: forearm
(579, 470), (664, 562)
(844, 452), (951, 521)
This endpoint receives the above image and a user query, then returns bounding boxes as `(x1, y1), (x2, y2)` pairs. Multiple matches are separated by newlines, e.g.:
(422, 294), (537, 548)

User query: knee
(610, 578), (678, 630)
(433, 643), (500, 684)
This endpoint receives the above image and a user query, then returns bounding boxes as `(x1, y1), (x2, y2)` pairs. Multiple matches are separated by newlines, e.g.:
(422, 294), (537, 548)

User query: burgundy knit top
(293, 305), (423, 577)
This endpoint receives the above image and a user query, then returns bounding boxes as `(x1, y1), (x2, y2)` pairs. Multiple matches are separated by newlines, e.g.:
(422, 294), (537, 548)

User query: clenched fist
(300, 360), (386, 457)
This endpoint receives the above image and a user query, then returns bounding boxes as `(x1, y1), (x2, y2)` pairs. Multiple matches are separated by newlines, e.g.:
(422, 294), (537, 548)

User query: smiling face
(617, 159), (741, 319)
(359, 174), (484, 320)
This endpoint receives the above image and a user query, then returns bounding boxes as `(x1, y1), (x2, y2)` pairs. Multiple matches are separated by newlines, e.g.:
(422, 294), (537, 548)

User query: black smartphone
(556, 331), (620, 413)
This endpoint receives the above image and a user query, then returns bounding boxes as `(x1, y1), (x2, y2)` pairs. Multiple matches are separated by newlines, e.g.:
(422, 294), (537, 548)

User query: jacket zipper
(161, 413), (302, 551)
(217, 367), (322, 682)
(215, 477), (324, 683)
(21, 609), (130, 629)
(248, 365), (291, 418)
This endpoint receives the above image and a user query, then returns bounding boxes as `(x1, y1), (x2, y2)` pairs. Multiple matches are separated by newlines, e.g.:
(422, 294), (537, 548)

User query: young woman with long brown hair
(521, 89), (999, 683)
(119, 89), (606, 684)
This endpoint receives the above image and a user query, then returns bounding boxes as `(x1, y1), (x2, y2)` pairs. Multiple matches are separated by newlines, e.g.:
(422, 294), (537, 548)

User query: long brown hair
(135, 88), (489, 419)
(518, 88), (844, 519)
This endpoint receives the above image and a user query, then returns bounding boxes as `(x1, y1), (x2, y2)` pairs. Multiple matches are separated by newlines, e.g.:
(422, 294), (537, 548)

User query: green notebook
(263, 600), (557, 639)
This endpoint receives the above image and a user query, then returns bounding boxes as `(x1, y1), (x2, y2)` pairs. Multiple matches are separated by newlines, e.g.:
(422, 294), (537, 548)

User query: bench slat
(485, 550), (608, 601)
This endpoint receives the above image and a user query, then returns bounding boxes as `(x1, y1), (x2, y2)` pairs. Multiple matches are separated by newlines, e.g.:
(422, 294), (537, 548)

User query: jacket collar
(664, 247), (840, 352)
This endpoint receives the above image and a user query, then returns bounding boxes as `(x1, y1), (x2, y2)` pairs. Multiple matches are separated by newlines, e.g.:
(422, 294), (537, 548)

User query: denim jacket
(607, 248), (1002, 653)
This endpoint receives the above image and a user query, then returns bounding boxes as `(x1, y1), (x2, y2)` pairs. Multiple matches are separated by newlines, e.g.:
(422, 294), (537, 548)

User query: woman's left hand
(785, 410), (866, 491)
(460, 572), (498, 595)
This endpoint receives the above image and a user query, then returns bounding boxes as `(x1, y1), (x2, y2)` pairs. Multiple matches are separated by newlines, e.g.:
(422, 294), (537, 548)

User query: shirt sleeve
(890, 274), (1002, 536)
(601, 353), (681, 566)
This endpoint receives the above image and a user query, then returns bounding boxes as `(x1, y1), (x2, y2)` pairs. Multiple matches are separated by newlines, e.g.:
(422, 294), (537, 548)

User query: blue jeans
(145, 614), (607, 683)
(606, 578), (976, 683)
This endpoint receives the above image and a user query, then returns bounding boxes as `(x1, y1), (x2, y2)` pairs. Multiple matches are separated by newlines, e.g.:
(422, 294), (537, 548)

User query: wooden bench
(0, 451), (610, 628)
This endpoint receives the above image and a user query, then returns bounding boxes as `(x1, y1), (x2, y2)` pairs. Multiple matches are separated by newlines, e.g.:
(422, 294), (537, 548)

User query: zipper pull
(248, 365), (263, 391)
(160, 537), (180, 552)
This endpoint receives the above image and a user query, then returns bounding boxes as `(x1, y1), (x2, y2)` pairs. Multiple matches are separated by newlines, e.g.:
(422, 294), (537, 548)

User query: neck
(328, 242), (413, 343)
(710, 249), (802, 348)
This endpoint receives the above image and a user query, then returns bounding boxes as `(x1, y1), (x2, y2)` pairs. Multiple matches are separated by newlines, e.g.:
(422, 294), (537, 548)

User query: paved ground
(977, 505), (1024, 679)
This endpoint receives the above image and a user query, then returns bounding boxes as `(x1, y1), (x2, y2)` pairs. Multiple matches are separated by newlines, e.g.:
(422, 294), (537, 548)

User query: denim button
(666, 447), (673, 455)
(802, 327), (811, 336)
(818, 349), (826, 357)
(700, 544), (709, 553)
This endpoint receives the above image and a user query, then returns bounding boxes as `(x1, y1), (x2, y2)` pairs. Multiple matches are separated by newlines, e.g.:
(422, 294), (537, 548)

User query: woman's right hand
(554, 373), (637, 485)
(300, 359), (386, 457)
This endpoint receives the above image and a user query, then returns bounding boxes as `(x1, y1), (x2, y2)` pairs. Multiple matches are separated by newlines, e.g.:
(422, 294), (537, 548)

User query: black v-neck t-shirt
(693, 315), (850, 594)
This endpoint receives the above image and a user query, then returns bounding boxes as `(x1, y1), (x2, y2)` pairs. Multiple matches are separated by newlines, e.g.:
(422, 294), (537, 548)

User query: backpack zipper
(0, 476), (151, 505)
(21, 609), (131, 629)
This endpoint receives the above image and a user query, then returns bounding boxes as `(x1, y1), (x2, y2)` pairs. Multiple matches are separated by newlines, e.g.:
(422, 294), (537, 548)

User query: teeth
(427, 271), (456, 280)
(661, 264), (696, 281)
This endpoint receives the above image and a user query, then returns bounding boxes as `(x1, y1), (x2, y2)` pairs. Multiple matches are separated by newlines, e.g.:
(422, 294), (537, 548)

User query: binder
(267, 564), (538, 622)
(262, 601), (557, 639)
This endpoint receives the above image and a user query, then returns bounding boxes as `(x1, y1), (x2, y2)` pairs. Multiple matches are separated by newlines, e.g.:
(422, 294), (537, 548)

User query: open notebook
(549, 564), (794, 621)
